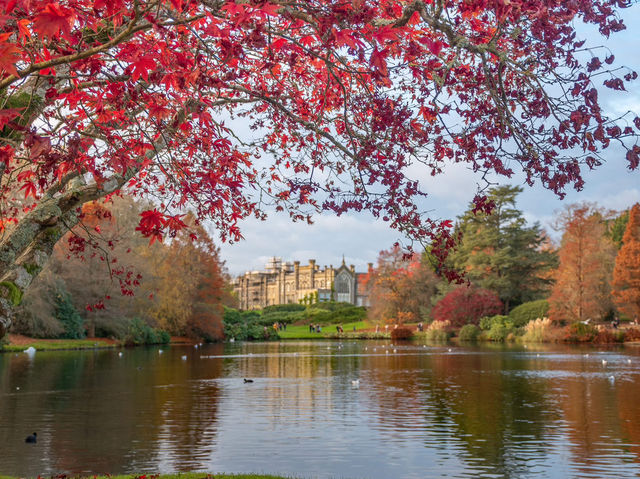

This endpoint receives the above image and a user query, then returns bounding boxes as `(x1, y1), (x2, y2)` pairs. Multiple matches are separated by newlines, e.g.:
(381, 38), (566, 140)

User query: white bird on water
(118, 352), (123, 358)
(609, 375), (615, 383)
(351, 379), (360, 387)
(602, 359), (608, 366)
(181, 355), (187, 361)
(23, 346), (36, 356)
(628, 359), (632, 364)
(158, 349), (163, 354)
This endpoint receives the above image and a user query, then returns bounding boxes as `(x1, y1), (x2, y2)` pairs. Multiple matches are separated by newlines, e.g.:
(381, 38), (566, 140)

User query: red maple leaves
(32, 3), (76, 40)
(0, 0), (636, 285)
(135, 210), (188, 245)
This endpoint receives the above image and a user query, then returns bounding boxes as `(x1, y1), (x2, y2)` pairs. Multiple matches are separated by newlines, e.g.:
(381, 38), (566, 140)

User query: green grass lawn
(0, 338), (120, 352)
(278, 320), (373, 339)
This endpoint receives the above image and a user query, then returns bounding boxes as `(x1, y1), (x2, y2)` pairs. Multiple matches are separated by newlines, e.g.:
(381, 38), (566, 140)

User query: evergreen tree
(612, 203), (640, 321)
(55, 290), (85, 339)
(451, 185), (556, 313)
(607, 210), (630, 249)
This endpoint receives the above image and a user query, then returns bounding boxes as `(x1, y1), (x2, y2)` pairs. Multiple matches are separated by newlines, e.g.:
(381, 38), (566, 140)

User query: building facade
(232, 257), (372, 310)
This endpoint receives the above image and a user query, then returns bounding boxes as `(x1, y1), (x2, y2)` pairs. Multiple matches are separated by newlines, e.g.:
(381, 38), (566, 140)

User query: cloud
(219, 212), (401, 275)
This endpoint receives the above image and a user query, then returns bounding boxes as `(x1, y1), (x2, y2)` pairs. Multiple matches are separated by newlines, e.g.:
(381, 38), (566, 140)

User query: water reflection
(1, 341), (640, 478)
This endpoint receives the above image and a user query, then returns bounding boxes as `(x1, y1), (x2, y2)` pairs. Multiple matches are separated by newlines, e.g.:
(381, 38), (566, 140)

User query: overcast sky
(219, 7), (640, 276)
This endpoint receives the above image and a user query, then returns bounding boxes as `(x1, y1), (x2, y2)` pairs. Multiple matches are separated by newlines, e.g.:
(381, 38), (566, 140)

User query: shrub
(425, 320), (451, 341)
(432, 286), (503, 328)
(509, 300), (550, 327)
(262, 304), (306, 313)
(594, 329), (624, 343)
(624, 327), (640, 341)
(522, 317), (556, 343)
(478, 315), (519, 342)
(391, 327), (414, 340)
(223, 307), (279, 341)
(564, 322), (597, 342)
(486, 323), (509, 342)
(458, 324), (480, 341)
(479, 315), (511, 331)
(54, 291), (85, 339)
(125, 318), (170, 345)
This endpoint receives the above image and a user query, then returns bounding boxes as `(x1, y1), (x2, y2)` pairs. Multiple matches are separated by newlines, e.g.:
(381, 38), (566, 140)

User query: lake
(1, 340), (640, 479)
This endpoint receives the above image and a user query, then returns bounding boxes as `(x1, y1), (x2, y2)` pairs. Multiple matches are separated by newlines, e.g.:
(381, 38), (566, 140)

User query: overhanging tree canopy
(0, 0), (638, 336)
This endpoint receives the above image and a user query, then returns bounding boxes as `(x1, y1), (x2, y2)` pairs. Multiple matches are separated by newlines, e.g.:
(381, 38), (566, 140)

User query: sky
(218, 7), (640, 276)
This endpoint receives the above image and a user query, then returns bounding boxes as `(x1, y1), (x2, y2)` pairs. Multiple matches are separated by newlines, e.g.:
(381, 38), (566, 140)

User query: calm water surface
(1, 340), (640, 478)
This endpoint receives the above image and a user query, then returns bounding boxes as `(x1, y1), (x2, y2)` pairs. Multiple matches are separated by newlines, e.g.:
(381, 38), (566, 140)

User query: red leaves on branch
(135, 210), (188, 245)
(0, 0), (636, 282)
(32, 3), (75, 40)
(0, 33), (20, 75)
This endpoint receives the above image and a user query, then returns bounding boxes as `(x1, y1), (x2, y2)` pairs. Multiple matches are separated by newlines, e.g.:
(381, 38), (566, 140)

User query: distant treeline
(9, 196), (233, 344)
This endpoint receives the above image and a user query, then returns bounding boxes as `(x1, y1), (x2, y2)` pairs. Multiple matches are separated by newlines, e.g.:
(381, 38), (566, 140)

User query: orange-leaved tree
(0, 0), (638, 337)
(365, 245), (438, 324)
(549, 203), (616, 323)
(612, 203), (640, 321)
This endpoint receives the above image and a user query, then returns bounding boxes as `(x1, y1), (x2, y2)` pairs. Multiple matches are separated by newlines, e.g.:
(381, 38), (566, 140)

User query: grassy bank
(278, 321), (376, 339)
(1, 337), (121, 352)
(0, 335), (196, 353)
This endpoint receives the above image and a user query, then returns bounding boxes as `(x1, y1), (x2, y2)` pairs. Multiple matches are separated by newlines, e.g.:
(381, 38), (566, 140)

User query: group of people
(309, 324), (322, 333)
(272, 322), (287, 331)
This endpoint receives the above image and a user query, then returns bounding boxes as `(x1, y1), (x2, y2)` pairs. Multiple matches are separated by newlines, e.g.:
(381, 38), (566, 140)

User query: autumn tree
(365, 245), (438, 324)
(14, 196), (151, 337)
(612, 203), (640, 321)
(14, 198), (228, 340)
(145, 216), (225, 339)
(0, 0), (638, 337)
(450, 186), (557, 313)
(548, 203), (616, 323)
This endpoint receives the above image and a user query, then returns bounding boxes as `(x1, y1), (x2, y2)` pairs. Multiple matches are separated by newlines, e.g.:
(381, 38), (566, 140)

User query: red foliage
(623, 327), (640, 342)
(432, 286), (503, 328)
(0, 0), (637, 293)
(593, 329), (622, 344)
(390, 327), (414, 340)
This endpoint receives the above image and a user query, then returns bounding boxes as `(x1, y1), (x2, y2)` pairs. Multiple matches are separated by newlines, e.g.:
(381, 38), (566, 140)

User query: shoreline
(4, 329), (640, 353)
(0, 334), (196, 353)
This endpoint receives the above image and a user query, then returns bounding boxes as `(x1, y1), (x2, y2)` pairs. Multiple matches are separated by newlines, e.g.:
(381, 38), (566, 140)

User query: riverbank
(0, 334), (198, 353)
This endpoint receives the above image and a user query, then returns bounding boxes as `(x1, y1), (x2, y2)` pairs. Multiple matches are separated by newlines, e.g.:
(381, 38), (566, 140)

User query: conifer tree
(451, 185), (556, 313)
(612, 204), (640, 321)
(549, 204), (616, 323)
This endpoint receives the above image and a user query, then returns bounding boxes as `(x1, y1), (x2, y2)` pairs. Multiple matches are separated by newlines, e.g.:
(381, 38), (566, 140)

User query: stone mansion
(232, 257), (373, 310)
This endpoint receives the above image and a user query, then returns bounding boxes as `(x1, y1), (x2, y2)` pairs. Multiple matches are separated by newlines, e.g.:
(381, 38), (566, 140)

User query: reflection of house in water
(232, 257), (372, 310)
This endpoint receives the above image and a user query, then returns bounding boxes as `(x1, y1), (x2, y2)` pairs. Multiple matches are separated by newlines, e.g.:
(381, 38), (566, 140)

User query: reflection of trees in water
(360, 349), (554, 478)
(0, 347), (224, 475)
(553, 358), (640, 474)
